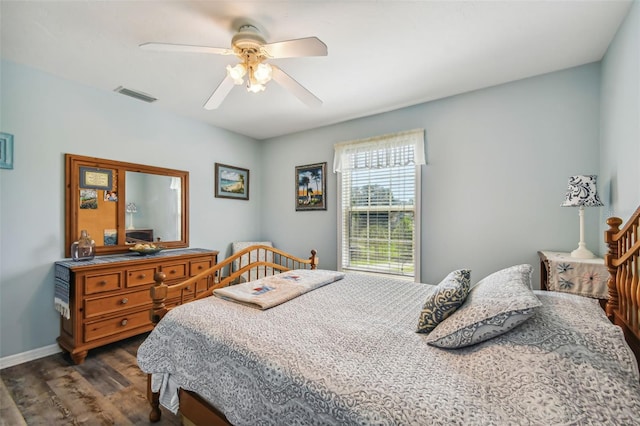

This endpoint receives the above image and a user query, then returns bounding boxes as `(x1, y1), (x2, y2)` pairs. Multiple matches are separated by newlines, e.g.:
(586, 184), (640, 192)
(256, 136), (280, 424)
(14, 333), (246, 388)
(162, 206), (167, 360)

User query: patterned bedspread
(137, 272), (640, 425)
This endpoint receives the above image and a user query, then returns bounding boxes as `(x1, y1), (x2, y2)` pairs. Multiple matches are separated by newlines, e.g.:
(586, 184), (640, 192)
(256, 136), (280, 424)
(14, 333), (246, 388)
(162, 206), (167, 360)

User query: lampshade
(247, 82), (266, 93)
(561, 175), (603, 208)
(253, 63), (272, 84)
(561, 175), (603, 259)
(226, 63), (246, 85)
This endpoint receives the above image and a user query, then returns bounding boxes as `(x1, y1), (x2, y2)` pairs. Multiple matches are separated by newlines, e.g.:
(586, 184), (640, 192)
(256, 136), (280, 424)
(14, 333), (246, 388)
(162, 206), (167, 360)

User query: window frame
(336, 162), (421, 282)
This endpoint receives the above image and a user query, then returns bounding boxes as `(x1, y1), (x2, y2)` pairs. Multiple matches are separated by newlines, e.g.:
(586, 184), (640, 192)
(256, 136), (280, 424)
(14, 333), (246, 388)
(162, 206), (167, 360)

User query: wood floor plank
(95, 346), (148, 395)
(0, 379), (27, 426)
(106, 384), (182, 425)
(74, 354), (131, 396)
(1, 362), (74, 424)
(1, 333), (181, 425)
(47, 370), (134, 425)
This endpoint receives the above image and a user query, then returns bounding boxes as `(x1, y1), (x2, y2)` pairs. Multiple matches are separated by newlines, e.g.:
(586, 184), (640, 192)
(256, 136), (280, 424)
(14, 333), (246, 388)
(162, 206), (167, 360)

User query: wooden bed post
(150, 272), (168, 324)
(148, 271), (167, 422)
(310, 249), (318, 269)
(147, 372), (162, 422)
(604, 216), (623, 320)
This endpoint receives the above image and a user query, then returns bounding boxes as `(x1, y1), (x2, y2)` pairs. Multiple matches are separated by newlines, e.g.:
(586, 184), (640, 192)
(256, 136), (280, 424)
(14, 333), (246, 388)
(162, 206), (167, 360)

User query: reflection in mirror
(125, 172), (182, 243)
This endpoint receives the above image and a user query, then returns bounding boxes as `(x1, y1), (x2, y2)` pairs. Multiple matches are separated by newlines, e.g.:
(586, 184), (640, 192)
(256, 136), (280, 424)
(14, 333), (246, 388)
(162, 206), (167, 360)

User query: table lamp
(561, 175), (603, 258)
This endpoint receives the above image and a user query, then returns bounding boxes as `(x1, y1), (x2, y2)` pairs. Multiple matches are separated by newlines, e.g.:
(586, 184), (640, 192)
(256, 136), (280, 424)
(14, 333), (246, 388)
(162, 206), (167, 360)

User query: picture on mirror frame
(104, 229), (117, 246)
(80, 189), (98, 209)
(215, 163), (249, 200)
(295, 162), (327, 211)
(104, 190), (118, 202)
(79, 166), (113, 190)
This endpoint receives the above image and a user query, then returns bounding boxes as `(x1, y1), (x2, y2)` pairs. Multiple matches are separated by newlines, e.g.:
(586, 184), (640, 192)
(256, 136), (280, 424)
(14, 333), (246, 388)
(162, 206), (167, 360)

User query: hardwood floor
(0, 333), (181, 425)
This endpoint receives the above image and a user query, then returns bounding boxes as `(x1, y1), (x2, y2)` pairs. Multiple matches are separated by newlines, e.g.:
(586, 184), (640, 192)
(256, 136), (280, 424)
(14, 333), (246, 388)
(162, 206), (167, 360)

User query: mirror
(65, 154), (189, 257)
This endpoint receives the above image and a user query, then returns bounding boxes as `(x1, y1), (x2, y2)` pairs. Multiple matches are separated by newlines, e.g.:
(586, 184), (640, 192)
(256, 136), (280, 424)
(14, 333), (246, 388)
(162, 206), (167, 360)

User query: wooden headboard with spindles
(605, 205), (640, 372)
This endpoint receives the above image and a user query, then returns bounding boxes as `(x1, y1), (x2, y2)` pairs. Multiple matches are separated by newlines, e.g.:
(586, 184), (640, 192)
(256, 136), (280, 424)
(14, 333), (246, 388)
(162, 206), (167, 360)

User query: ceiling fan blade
(262, 37), (327, 58)
(271, 65), (322, 108)
(204, 75), (235, 110)
(140, 42), (234, 56)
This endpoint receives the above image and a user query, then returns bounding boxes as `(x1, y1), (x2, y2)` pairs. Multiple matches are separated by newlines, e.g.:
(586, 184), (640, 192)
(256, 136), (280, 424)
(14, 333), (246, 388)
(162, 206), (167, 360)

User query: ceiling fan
(140, 24), (327, 109)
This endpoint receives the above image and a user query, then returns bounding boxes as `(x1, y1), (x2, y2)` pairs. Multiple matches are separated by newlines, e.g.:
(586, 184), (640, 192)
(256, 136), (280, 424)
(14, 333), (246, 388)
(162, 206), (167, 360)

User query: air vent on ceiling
(114, 86), (157, 103)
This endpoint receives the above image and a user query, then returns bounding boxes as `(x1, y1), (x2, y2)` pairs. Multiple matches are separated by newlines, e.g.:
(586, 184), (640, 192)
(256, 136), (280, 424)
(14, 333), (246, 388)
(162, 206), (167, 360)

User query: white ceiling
(0, 1), (632, 140)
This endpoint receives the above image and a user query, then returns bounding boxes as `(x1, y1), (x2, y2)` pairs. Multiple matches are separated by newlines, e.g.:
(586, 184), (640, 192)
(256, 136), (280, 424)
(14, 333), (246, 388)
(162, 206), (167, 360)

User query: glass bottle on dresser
(71, 230), (95, 261)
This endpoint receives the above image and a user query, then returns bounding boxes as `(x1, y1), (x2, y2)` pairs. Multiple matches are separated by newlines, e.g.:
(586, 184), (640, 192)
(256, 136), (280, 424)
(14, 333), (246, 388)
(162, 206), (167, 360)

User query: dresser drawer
(84, 288), (150, 319)
(84, 272), (123, 295)
(191, 258), (214, 276)
(84, 310), (150, 342)
(127, 266), (156, 288)
(160, 262), (187, 282)
(167, 282), (196, 301)
(194, 279), (213, 296)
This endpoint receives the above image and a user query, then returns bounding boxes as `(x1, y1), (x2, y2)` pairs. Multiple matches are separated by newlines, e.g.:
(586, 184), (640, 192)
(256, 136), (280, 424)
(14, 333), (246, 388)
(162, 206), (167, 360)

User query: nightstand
(538, 251), (609, 308)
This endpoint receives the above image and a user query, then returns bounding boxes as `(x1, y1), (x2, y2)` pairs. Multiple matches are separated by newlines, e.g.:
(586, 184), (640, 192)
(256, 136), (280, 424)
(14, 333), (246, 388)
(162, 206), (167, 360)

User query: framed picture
(295, 162), (327, 211)
(104, 190), (118, 202)
(0, 132), (14, 169)
(215, 163), (249, 200)
(103, 229), (117, 246)
(79, 189), (98, 209)
(79, 166), (113, 190)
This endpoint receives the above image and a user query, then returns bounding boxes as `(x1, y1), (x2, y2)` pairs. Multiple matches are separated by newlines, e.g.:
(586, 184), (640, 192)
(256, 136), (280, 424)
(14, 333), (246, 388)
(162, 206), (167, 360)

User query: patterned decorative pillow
(416, 269), (471, 334)
(425, 264), (541, 348)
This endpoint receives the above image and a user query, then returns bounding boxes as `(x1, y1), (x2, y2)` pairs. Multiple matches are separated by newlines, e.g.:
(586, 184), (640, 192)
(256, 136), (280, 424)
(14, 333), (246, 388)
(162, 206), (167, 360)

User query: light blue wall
(600, 0), (640, 238)
(0, 60), (264, 358)
(261, 64), (603, 288)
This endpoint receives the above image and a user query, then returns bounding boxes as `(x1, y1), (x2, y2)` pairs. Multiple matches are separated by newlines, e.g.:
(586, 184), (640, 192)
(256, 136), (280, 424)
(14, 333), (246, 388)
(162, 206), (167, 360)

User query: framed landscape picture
(0, 132), (14, 169)
(296, 162), (327, 211)
(215, 163), (249, 200)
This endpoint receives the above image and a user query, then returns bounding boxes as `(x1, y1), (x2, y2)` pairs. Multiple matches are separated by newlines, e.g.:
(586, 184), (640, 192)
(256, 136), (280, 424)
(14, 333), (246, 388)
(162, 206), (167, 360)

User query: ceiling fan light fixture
(247, 82), (266, 93)
(226, 63), (246, 85)
(142, 23), (327, 108)
(253, 62), (272, 85)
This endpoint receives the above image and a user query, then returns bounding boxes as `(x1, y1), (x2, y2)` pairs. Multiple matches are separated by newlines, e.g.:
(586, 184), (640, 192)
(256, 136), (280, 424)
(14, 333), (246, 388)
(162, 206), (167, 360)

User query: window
(334, 129), (425, 281)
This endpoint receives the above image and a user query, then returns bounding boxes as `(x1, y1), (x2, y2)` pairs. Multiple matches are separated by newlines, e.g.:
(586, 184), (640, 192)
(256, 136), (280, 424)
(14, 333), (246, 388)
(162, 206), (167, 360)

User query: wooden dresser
(55, 248), (218, 364)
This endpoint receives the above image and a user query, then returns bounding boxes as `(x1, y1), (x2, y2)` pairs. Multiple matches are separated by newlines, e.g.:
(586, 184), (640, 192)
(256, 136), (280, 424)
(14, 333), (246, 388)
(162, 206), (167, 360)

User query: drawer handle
(98, 280), (107, 285)
(121, 298), (128, 304)
(138, 274), (146, 279)
(121, 319), (128, 326)
(170, 269), (177, 274)
(198, 266), (204, 270)
(185, 286), (191, 291)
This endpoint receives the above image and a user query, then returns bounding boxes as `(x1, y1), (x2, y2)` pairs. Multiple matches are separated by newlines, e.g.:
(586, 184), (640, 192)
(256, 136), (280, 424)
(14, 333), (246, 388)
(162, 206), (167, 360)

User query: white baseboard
(0, 344), (61, 370)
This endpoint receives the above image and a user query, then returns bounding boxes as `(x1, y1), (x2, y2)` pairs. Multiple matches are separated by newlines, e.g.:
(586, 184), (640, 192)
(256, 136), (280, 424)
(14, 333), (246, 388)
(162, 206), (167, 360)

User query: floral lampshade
(561, 175), (604, 207)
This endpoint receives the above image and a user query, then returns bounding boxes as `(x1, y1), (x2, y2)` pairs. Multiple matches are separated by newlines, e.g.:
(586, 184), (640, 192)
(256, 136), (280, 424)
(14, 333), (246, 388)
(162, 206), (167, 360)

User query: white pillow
(425, 264), (541, 348)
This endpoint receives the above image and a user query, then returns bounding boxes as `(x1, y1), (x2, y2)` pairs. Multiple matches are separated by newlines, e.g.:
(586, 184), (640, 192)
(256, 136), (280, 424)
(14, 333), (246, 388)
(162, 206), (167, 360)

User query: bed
(138, 210), (640, 425)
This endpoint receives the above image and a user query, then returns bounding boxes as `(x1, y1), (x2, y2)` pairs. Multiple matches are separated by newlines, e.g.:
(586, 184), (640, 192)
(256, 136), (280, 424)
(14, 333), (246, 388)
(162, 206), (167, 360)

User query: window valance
(333, 129), (425, 172)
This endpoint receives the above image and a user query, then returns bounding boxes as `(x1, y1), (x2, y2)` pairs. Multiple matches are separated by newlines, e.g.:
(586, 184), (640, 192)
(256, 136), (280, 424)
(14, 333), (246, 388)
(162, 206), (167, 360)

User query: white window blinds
(334, 129), (424, 280)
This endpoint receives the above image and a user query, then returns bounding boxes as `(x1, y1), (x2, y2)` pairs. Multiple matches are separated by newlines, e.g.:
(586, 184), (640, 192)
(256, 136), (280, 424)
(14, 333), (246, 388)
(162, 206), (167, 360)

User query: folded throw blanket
(213, 269), (345, 310)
